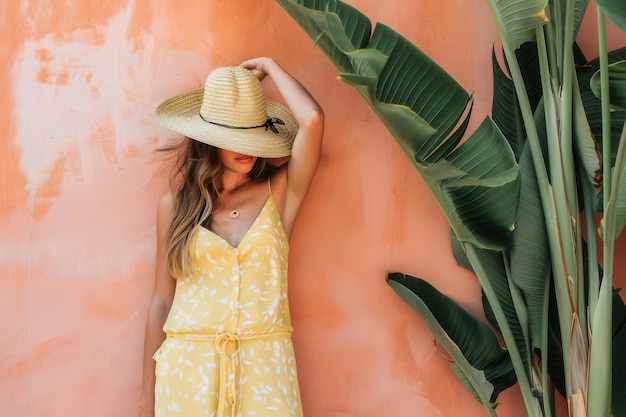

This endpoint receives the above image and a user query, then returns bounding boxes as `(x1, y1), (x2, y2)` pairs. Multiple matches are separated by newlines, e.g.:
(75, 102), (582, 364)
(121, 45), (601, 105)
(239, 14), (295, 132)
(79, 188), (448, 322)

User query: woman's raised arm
(241, 57), (324, 233)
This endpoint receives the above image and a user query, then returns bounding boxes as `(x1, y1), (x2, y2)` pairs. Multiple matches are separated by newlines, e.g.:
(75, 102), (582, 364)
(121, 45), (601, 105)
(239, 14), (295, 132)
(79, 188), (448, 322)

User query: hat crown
(199, 66), (268, 128)
(155, 64), (298, 158)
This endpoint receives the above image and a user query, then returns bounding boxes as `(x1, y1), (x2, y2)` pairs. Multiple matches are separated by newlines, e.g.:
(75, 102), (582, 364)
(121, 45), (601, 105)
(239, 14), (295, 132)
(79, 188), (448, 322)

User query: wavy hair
(160, 138), (275, 277)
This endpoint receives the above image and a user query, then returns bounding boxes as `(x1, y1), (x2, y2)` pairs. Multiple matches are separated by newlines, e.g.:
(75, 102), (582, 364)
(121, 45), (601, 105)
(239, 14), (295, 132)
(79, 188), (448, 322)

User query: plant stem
(587, 9), (616, 417)
(465, 244), (540, 417)
(558, 0), (579, 297)
(540, 269), (552, 417)
(533, 25), (573, 399)
(485, 0), (574, 400)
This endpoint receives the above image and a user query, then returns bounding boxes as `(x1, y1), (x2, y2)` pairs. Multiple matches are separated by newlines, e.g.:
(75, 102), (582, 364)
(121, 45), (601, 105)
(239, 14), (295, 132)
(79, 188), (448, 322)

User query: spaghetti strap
(268, 176), (272, 197)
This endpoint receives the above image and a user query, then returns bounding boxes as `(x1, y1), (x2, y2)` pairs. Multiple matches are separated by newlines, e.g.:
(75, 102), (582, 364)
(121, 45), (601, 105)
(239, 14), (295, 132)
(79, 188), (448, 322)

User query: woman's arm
(138, 192), (177, 417)
(241, 57), (324, 234)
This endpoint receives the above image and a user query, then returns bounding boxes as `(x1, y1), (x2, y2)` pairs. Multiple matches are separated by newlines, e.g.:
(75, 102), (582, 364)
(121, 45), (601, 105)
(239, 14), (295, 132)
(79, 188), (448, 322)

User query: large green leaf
(277, 0), (520, 251)
(509, 140), (551, 349)
(580, 50), (626, 235)
(434, 118), (520, 249)
(612, 158), (626, 238)
(596, 0), (626, 32)
(338, 24), (469, 157)
(277, 0), (370, 73)
(451, 234), (532, 377)
(492, 47), (526, 159)
(591, 60), (626, 112)
(364, 24), (470, 155)
(548, 0), (589, 41)
(492, 87), (570, 397)
(578, 49), (626, 205)
(489, 0), (549, 49)
(279, 1), (626, 416)
(490, 39), (552, 350)
(492, 42), (545, 160)
(598, 119), (626, 240)
(387, 273), (516, 407)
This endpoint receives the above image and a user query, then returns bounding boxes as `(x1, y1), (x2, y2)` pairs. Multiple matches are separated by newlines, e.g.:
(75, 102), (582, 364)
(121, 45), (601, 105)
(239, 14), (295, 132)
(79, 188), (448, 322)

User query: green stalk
(558, 1), (579, 292)
(540, 268), (553, 417)
(571, 82), (595, 333)
(464, 244), (540, 417)
(599, 14), (612, 212)
(583, 176), (600, 323)
(559, 0), (576, 207)
(549, 0), (589, 346)
(588, 116), (626, 417)
(534, 25), (574, 398)
(552, 0), (563, 74)
(543, 6), (560, 86)
(484, 0), (573, 398)
(587, 10), (617, 417)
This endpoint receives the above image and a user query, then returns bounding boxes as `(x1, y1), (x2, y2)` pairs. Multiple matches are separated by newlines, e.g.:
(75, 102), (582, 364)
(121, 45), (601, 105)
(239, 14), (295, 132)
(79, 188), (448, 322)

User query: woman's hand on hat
(240, 57), (275, 82)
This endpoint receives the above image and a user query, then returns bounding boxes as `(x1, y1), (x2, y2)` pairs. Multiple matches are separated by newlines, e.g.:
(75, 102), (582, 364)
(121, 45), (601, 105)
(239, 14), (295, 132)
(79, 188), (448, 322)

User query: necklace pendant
(229, 209), (240, 219)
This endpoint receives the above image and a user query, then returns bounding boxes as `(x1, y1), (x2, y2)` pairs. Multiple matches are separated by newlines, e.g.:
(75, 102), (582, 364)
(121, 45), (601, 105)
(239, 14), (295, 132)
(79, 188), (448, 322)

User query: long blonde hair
(161, 138), (274, 277)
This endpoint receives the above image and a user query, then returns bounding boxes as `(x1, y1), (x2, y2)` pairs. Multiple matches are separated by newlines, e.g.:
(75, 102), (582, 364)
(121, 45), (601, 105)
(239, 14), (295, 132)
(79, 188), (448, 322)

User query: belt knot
(215, 332), (240, 361)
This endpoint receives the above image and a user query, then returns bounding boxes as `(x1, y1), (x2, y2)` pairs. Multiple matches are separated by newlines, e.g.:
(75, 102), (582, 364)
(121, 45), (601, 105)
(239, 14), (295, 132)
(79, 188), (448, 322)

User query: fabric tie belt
(166, 331), (291, 417)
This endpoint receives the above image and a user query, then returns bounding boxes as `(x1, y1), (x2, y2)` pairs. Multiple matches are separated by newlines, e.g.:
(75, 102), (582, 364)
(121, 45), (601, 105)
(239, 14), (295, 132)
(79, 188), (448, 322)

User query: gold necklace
(218, 184), (245, 219)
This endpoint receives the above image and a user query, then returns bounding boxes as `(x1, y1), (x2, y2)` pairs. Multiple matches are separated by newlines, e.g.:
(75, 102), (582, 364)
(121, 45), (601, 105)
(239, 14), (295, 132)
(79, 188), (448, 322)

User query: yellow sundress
(153, 183), (302, 417)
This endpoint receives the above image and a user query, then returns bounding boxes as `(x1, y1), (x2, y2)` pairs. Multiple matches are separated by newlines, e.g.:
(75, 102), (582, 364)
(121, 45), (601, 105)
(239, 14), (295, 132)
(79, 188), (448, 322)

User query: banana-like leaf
(492, 42), (545, 160)
(425, 118), (520, 249)
(491, 35), (605, 210)
(572, 74), (603, 202)
(549, 0), (589, 40)
(492, 47), (526, 159)
(387, 273), (516, 407)
(591, 61), (626, 112)
(491, 37), (554, 352)
(509, 140), (551, 349)
(596, 0), (626, 32)
(277, 0), (370, 73)
(279, 1), (626, 416)
(599, 120), (626, 240)
(488, 0), (549, 49)
(586, 53), (626, 237)
(490, 37), (626, 414)
(451, 234), (532, 375)
(277, 0), (520, 250)
(338, 24), (468, 155)
(611, 161), (626, 238)
(578, 48), (626, 210)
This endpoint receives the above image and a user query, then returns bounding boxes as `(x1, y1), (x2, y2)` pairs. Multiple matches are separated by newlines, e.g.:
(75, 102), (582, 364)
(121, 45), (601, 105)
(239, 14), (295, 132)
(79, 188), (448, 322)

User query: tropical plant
(276, 0), (626, 416)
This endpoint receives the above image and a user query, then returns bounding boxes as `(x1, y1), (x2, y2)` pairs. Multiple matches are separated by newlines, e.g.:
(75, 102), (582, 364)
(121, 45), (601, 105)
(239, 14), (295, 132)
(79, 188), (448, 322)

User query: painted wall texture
(2, 1), (625, 417)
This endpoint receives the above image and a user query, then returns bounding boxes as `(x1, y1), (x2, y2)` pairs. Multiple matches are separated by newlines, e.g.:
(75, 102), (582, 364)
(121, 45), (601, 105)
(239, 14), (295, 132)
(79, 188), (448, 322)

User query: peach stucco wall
(2, 1), (625, 417)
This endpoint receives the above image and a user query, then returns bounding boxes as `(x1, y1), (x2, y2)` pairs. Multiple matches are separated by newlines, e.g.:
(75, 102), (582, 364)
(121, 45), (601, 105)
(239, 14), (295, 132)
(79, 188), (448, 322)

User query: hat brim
(155, 88), (298, 158)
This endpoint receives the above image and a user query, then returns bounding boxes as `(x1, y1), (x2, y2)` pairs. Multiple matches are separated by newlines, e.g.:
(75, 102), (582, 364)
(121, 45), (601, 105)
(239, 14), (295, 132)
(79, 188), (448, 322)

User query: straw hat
(156, 66), (298, 158)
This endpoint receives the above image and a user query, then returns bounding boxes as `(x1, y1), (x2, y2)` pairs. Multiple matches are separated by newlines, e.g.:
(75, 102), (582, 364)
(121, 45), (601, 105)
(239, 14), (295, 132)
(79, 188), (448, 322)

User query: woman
(139, 57), (324, 417)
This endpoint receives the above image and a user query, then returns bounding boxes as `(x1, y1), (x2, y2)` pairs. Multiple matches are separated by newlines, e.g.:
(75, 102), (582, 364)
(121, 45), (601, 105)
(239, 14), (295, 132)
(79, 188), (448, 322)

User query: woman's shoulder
(157, 190), (176, 220)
